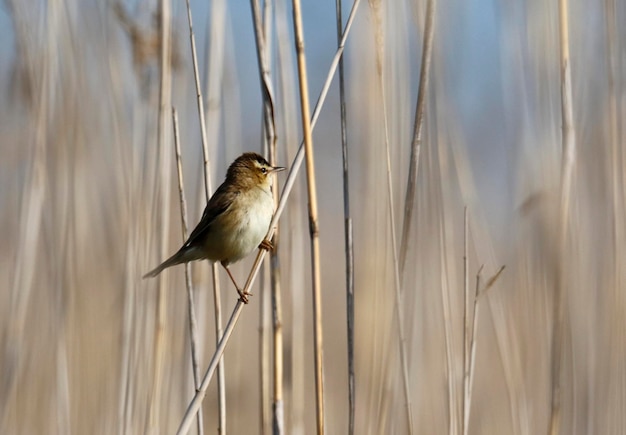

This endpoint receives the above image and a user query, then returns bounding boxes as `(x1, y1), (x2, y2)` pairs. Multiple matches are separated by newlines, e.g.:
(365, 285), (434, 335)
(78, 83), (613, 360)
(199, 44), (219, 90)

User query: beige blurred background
(1, 0), (625, 434)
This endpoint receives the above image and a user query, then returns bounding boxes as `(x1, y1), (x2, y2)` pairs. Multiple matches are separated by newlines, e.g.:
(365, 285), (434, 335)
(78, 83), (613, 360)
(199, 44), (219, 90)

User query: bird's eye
(261, 167), (267, 174)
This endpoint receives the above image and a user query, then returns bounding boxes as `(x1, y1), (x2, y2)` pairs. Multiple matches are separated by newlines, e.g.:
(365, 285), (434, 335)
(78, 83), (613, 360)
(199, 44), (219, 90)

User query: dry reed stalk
(465, 265), (483, 435)
(202, 0), (225, 165)
(384, 73), (415, 435)
(120, 222), (138, 433)
(184, 0), (213, 199)
(368, 1), (413, 431)
(259, 2), (274, 430)
(442, 73), (525, 432)
(428, 111), (460, 435)
(465, 265), (505, 434)
(183, 1), (226, 430)
(550, 0), (576, 432)
(259, 105), (271, 435)
(290, 0), (325, 432)
(462, 207), (469, 435)
(269, 159), (285, 434)
(177, 7), (363, 430)
(603, 3), (625, 431)
(604, 0), (620, 272)
(438, 229), (458, 435)
(268, 90), (284, 435)
(3, 46), (48, 435)
(250, 0), (277, 143)
(335, 0), (355, 433)
(270, 218), (284, 435)
(449, 114), (529, 434)
(149, 0), (172, 431)
(178, 301), (246, 435)
(399, 0), (435, 278)
(259, 259), (272, 434)
(274, 0), (304, 430)
(249, 1), (284, 432)
(172, 108), (204, 435)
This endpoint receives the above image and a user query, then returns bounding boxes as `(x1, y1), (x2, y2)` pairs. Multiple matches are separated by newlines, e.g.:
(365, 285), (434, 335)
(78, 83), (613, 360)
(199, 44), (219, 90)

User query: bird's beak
(271, 166), (286, 173)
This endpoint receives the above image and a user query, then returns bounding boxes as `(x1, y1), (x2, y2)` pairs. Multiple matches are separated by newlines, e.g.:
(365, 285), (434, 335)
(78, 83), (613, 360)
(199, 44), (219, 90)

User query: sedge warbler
(144, 152), (285, 303)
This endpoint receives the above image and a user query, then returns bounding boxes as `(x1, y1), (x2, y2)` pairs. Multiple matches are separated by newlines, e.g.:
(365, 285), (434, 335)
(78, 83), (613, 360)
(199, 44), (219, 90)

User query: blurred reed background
(1, 0), (625, 434)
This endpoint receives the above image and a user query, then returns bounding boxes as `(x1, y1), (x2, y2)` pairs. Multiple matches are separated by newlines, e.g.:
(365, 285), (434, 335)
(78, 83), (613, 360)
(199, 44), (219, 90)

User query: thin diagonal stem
(399, 0), (436, 278)
(177, 301), (246, 435)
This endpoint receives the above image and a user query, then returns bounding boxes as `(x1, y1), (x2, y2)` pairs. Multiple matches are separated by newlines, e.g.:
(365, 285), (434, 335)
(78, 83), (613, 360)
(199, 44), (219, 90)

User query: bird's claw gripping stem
(259, 239), (274, 251)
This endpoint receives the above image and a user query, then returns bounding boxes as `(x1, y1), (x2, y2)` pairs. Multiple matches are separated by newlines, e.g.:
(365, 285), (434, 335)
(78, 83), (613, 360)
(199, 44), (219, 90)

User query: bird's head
(226, 152), (286, 190)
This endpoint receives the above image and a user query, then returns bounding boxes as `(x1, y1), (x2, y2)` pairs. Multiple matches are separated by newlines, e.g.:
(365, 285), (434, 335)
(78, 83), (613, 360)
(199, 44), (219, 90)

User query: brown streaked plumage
(143, 152), (285, 303)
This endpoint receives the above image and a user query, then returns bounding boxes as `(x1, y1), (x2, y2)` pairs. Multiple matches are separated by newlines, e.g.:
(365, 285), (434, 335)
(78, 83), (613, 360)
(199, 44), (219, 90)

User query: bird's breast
(218, 188), (274, 264)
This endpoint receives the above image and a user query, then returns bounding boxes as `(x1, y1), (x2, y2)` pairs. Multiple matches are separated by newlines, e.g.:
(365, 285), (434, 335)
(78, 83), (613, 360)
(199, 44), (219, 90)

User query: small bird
(144, 152), (285, 303)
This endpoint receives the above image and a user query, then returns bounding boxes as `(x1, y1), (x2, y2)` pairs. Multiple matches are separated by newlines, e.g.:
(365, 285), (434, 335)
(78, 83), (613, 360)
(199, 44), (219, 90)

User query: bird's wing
(183, 182), (240, 248)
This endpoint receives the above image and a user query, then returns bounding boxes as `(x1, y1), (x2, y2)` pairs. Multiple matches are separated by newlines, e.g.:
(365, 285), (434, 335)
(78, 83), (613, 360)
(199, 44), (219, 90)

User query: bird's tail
(143, 247), (200, 279)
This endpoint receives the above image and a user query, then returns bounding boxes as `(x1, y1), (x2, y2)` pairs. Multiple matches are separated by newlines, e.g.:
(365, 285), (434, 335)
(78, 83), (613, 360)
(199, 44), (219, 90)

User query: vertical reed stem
(173, 108), (204, 435)
(550, 0), (576, 432)
(183, 1), (226, 431)
(259, 260), (271, 434)
(335, 0), (355, 433)
(290, 0), (325, 432)
(249, 1), (283, 432)
(150, 0), (172, 430)
(462, 208), (470, 435)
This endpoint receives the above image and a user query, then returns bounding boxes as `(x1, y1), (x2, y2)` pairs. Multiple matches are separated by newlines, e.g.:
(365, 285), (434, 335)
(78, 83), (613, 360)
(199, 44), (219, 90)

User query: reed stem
(290, 0), (325, 431)
(183, 1), (226, 430)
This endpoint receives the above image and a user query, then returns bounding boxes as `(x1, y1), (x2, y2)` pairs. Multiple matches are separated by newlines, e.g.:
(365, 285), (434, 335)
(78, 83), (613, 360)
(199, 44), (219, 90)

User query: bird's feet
(237, 287), (252, 304)
(259, 239), (274, 251)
